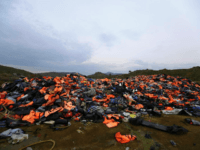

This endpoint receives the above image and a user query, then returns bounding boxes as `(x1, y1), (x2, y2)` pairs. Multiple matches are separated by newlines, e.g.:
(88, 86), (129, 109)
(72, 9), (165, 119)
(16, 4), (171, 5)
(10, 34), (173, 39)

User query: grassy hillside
(88, 66), (200, 82)
(0, 65), (200, 86)
(38, 72), (69, 78)
(87, 72), (109, 79)
(0, 65), (34, 76)
(37, 72), (86, 78)
(0, 65), (86, 86)
(0, 65), (37, 85)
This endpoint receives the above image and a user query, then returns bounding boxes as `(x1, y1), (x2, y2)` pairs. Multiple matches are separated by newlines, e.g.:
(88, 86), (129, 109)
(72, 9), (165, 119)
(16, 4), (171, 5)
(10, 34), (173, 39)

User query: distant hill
(37, 72), (86, 78)
(0, 65), (86, 85)
(104, 72), (123, 75)
(0, 64), (200, 85)
(88, 72), (123, 79)
(0, 65), (34, 76)
(38, 72), (74, 77)
(0, 64), (37, 85)
(88, 72), (109, 79)
(88, 66), (200, 83)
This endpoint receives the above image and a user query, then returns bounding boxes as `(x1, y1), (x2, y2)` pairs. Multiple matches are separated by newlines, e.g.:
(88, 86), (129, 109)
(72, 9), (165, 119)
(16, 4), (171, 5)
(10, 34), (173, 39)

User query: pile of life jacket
(0, 73), (199, 133)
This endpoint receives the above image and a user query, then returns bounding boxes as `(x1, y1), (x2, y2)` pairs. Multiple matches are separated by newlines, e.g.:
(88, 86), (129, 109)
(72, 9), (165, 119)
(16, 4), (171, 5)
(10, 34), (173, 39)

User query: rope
(0, 105), (19, 120)
(19, 139), (55, 150)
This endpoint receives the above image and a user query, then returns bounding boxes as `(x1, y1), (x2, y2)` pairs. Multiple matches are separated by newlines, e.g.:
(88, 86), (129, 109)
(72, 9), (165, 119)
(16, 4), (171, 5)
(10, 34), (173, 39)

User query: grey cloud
(128, 60), (199, 71)
(0, 10), (93, 73)
(99, 33), (117, 47)
(54, 63), (106, 75)
(20, 61), (106, 75)
(0, 1), (13, 14)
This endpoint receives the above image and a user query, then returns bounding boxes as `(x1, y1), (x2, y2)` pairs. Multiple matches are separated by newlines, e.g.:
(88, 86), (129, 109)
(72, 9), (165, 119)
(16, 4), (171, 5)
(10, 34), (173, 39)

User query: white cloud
(0, 0), (200, 75)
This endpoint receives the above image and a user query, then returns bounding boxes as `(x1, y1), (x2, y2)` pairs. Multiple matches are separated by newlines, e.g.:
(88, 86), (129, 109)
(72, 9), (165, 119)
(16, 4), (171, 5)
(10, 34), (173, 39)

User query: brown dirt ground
(0, 114), (200, 150)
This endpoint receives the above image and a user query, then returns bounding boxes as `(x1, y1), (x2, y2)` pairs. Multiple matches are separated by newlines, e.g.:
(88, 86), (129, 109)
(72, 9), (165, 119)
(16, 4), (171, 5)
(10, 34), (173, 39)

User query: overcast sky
(0, 0), (200, 75)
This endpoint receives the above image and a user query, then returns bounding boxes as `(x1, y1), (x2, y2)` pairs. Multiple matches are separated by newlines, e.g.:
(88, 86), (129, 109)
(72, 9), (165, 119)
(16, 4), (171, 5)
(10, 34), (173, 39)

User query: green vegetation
(88, 66), (200, 82)
(0, 65), (33, 76)
(0, 65), (37, 85)
(38, 72), (85, 77)
(0, 64), (200, 86)
(38, 72), (67, 78)
(87, 72), (109, 79)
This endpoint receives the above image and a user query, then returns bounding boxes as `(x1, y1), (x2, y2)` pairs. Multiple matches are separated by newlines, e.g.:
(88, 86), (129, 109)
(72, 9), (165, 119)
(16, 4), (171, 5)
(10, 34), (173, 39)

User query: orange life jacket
(115, 132), (136, 143)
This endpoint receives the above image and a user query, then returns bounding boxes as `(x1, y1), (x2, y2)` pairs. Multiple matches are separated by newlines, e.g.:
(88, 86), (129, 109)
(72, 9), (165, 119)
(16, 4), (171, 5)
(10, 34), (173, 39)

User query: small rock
(77, 129), (84, 134)
(150, 146), (155, 150)
(155, 142), (161, 147)
(125, 147), (130, 150)
(145, 133), (152, 139)
(26, 147), (33, 150)
(81, 120), (87, 123)
(170, 140), (176, 146)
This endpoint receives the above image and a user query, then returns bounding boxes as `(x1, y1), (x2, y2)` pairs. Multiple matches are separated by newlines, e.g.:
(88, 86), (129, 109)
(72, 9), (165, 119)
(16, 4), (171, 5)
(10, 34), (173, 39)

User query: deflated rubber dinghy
(129, 117), (188, 134)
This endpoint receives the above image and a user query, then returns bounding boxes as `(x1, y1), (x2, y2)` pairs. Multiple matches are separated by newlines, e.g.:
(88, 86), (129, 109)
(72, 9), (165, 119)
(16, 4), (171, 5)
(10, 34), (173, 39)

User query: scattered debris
(0, 73), (200, 148)
(145, 133), (152, 139)
(115, 132), (136, 143)
(77, 129), (84, 134)
(185, 118), (200, 125)
(26, 147), (33, 150)
(170, 140), (176, 146)
(129, 117), (188, 134)
(19, 139), (55, 150)
(0, 128), (28, 144)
